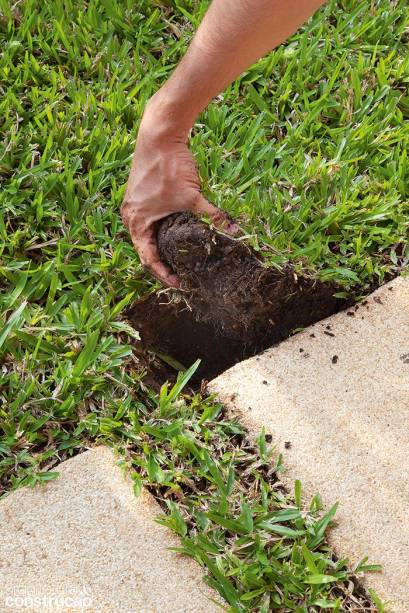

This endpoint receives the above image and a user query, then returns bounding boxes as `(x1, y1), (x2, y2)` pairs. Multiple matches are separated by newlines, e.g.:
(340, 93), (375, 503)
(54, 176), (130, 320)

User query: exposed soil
(127, 293), (245, 382)
(127, 213), (351, 381)
(157, 213), (349, 341)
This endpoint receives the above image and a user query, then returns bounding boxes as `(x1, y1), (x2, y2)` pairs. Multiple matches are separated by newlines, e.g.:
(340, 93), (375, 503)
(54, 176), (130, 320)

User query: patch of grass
(196, 0), (409, 287)
(77, 362), (382, 611)
(1, 0), (406, 610)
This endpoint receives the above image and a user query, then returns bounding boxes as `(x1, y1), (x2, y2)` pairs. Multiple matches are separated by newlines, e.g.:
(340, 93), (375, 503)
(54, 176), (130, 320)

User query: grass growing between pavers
(0, 0), (407, 609)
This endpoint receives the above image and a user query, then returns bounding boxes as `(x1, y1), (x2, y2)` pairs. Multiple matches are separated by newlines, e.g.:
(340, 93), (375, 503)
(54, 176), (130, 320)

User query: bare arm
(121, 0), (326, 286)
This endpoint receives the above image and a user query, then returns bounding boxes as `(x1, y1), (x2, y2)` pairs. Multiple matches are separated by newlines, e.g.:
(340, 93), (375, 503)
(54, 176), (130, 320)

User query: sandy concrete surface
(0, 447), (219, 613)
(211, 276), (409, 612)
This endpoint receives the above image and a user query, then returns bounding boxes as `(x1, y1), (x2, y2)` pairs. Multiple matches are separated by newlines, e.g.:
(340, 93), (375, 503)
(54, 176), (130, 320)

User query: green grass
(0, 0), (407, 610)
(198, 0), (409, 287)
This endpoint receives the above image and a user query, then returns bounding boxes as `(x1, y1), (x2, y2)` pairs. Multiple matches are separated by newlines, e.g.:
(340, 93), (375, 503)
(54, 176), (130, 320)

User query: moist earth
(127, 213), (350, 380)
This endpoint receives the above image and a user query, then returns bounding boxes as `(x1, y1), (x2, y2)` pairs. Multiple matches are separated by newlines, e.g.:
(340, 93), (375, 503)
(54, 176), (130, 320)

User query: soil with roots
(127, 213), (350, 381)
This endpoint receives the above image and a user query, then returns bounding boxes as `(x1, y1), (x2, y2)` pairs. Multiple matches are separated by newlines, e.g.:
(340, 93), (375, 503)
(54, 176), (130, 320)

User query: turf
(0, 0), (407, 610)
(198, 0), (409, 288)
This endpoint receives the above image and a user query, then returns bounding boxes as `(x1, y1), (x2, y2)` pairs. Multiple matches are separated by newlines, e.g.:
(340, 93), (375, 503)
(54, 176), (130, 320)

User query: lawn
(0, 0), (408, 610)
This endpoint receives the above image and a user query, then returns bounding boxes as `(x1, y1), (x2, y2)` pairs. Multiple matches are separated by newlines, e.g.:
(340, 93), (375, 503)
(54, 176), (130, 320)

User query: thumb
(193, 194), (239, 235)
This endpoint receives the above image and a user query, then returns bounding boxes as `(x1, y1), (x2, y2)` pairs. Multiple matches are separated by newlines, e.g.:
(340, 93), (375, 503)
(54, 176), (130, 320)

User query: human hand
(121, 97), (238, 287)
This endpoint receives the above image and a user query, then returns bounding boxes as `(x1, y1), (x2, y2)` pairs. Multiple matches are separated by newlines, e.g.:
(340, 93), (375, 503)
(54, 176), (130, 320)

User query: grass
(0, 0), (407, 610)
(199, 0), (409, 288)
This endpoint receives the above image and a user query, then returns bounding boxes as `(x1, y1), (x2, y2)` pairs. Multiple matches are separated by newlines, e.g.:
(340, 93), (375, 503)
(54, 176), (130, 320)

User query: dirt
(127, 293), (245, 382)
(126, 213), (351, 382)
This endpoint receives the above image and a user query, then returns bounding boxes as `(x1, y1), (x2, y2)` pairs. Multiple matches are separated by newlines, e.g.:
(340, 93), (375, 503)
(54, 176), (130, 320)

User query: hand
(121, 97), (238, 287)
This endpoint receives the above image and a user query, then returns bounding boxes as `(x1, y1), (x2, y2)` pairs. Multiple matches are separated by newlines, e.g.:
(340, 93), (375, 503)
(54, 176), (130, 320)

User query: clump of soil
(126, 213), (350, 381)
(157, 213), (345, 345)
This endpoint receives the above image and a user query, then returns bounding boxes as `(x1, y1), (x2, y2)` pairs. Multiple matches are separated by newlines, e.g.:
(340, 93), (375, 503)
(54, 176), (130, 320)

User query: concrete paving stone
(0, 447), (220, 613)
(210, 275), (409, 612)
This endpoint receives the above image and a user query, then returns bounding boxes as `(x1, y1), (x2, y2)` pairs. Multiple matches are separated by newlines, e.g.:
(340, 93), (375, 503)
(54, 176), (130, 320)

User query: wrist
(140, 89), (195, 144)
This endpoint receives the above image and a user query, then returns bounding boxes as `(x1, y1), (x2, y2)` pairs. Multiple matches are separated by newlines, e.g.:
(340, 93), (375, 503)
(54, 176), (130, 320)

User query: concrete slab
(0, 447), (219, 613)
(210, 276), (409, 612)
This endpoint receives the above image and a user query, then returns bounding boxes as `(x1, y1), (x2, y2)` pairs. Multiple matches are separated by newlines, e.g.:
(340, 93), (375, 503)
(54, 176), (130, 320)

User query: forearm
(149, 0), (326, 139)
(124, 0), (327, 284)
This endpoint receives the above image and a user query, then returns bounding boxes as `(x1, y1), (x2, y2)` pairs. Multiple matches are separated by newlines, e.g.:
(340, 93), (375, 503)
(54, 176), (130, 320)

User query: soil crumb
(127, 213), (350, 381)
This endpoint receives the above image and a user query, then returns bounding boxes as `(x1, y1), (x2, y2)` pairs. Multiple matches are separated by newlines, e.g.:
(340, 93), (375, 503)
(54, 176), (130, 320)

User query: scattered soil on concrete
(127, 213), (351, 381)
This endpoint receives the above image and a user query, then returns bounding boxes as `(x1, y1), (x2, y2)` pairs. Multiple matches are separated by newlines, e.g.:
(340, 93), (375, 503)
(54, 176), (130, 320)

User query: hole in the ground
(127, 283), (349, 382)
(126, 213), (353, 382)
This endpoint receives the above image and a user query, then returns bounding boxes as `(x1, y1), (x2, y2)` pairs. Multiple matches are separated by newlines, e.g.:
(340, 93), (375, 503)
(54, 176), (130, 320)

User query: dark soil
(127, 213), (351, 381)
(127, 293), (245, 381)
